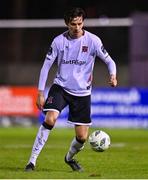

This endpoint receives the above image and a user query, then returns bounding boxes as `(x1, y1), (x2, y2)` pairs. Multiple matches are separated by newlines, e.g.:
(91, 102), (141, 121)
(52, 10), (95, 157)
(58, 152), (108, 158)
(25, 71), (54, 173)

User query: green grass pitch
(0, 126), (148, 179)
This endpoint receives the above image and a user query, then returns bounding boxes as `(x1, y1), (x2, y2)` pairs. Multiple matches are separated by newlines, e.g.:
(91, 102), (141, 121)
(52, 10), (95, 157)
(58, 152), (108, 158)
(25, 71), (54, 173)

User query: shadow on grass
(0, 165), (71, 173)
(0, 165), (102, 179)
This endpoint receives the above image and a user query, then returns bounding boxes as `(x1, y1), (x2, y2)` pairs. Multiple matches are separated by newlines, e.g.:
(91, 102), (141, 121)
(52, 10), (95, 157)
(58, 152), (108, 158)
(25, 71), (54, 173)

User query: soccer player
(25, 7), (117, 172)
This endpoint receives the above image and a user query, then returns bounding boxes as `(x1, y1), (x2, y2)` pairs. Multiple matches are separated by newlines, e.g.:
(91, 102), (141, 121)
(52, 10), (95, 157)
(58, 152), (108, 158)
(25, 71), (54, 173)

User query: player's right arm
(36, 90), (45, 110)
(36, 40), (58, 110)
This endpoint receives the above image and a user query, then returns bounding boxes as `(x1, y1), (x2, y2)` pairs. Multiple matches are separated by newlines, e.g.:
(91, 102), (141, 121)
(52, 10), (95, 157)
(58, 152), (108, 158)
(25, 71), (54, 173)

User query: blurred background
(0, 0), (148, 128)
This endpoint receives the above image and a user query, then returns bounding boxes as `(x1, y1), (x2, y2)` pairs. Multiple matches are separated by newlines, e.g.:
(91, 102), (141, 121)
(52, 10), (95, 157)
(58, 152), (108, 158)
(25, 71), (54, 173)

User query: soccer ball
(88, 130), (111, 152)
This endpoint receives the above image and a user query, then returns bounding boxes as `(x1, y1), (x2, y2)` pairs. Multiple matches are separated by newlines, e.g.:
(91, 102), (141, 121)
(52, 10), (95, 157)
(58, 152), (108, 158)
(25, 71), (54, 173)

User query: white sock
(28, 124), (50, 165)
(66, 137), (85, 161)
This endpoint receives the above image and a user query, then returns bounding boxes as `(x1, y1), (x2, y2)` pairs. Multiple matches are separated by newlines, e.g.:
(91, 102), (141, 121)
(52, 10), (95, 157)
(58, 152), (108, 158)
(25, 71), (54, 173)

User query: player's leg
(64, 94), (91, 171)
(25, 110), (59, 171)
(65, 125), (89, 171)
(66, 125), (89, 161)
(25, 84), (67, 171)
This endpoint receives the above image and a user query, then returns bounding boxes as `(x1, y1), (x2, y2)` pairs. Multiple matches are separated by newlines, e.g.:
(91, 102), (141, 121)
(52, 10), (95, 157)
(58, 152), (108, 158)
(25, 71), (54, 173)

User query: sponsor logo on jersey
(47, 46), (53, 55)
(82, 46), (88, 52)
(46, 46), (53, 60)
(62, 59), (86, 66)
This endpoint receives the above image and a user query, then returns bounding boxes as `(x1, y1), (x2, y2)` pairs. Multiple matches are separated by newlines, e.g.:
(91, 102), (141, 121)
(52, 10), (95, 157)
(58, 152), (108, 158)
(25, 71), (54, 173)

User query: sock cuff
(76, 136), (85, 144)
(42, 122), (53, 130)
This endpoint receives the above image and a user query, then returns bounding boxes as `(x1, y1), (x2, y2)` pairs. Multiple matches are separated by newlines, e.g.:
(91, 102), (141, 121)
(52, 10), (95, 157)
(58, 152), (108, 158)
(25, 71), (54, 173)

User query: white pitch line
(1, 144), (66, 149)
(111, 143), (126, 147)
(2, 143), (126, 149)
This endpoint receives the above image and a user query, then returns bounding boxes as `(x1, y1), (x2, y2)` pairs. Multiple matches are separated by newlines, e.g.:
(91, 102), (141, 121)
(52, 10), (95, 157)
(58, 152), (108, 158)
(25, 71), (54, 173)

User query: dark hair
(64, 7), (86, 25)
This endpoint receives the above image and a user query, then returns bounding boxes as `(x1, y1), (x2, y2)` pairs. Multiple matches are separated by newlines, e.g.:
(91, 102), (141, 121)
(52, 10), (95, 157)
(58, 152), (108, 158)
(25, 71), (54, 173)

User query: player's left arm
(104, 55), (117, 87)
(95, 39), (117, 87)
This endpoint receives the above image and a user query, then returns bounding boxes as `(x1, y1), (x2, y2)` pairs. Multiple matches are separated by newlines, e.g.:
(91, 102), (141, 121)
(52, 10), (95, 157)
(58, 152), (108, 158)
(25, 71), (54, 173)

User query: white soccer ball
(88, 130), (111, 152)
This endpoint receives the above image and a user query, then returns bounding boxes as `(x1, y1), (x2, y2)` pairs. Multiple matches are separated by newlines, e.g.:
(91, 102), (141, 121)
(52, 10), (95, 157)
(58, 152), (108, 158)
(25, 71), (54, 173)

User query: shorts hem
(43, 108), (60, 113)
(67, 120), (92, 126)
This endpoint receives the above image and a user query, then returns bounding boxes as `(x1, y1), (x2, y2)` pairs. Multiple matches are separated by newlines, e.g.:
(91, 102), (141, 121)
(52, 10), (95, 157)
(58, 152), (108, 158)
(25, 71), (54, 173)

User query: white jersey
(38, 30), (116, 96)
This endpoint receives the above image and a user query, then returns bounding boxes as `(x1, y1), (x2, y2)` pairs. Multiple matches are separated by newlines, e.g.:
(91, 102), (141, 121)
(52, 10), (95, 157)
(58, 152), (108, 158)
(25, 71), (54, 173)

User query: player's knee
(44, 116), (56, 127)
(75, 125), (89, 143)
(44, 111), (59, 126)
(45, 117), (56, 126)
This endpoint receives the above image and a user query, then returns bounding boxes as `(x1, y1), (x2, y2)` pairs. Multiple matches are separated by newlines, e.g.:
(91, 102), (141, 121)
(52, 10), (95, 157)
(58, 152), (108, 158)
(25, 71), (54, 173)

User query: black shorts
(43, 84), (91, 125)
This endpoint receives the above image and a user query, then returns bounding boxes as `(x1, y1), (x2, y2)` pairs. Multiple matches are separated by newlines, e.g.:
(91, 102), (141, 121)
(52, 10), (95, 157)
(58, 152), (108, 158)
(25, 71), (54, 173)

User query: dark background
(0, 0), (148, 19)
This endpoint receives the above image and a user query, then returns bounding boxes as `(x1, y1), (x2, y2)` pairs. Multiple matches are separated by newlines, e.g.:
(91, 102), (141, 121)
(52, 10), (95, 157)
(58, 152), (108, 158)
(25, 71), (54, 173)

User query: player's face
(67, 16), (84, 38)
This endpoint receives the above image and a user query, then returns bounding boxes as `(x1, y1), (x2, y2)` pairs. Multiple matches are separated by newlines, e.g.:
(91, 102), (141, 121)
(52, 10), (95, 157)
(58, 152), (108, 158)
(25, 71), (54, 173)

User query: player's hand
(36, 90), (45, 110)
(109, 74), (117, 87)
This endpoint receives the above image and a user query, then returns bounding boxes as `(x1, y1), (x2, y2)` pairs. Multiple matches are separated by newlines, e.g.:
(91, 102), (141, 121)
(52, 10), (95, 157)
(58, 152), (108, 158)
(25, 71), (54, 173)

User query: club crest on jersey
(47, 96), (53, 104)
(82, 46), (88, 52)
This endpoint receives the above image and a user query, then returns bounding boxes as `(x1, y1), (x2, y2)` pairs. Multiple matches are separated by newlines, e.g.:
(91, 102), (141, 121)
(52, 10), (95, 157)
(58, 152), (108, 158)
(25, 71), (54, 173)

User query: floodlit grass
(0, 126), (148, 179)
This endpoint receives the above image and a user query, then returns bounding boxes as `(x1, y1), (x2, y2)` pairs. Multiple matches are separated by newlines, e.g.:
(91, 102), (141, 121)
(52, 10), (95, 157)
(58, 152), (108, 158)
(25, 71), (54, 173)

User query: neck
(68, 30), (84, 39)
